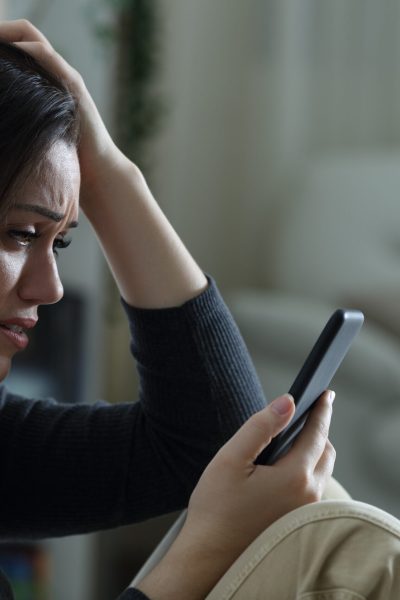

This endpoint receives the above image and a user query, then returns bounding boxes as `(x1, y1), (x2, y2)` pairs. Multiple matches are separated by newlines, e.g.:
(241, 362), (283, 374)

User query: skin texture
(137, 392), (336, 600)
(0, 19), (336, 600)
(0, 141), (80, 381)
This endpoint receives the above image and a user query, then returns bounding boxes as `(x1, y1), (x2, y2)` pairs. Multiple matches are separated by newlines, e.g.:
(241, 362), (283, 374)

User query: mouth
(0, 319), (36, 351)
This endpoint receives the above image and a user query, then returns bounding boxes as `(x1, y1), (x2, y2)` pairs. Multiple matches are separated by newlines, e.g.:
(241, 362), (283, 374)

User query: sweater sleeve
(121, 275), (267, 500)
(0, 275), (266, 539)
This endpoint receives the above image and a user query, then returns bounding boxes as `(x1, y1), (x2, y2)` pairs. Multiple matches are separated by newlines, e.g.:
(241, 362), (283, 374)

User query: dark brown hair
(0, 39), (80, 217)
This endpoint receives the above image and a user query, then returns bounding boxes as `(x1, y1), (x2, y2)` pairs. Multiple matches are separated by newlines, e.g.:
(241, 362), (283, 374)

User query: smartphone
(255, 308), (364, 466)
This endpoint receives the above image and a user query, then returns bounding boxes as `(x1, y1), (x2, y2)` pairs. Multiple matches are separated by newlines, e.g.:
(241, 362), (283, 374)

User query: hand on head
(0, 19), (118, 193)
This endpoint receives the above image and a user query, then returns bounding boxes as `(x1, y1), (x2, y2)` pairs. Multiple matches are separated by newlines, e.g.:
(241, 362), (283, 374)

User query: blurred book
(0, 544), (49, 600)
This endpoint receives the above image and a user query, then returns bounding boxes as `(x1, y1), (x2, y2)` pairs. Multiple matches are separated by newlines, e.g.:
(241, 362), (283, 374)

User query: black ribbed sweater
(0, 277), (266, 600)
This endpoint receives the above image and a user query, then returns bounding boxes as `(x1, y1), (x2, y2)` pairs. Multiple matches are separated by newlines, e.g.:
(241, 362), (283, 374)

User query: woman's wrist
(73, 79), (139, 201)
(79, 145), (207, 308)
(79, 145), (147, 223)
(136, 527), (239, 600)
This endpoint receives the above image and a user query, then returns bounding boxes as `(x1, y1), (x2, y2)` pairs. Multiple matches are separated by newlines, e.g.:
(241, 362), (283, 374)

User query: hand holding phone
(255, 308), (364, 466)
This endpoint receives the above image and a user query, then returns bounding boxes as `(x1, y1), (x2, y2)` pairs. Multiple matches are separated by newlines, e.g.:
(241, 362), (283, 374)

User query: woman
(0, 20), (335, 600)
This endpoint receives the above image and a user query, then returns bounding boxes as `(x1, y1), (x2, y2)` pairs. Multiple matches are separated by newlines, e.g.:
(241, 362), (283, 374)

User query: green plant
(95, 0), (164, 173)
(26, 0), (164, 173)
(93, 0), (165, 328)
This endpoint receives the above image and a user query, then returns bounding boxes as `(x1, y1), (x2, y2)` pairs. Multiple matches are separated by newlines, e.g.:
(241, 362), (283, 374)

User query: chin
(0, 356), (12, 382)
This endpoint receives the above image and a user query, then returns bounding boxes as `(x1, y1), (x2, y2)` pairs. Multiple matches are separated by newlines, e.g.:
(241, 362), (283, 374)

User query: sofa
(228, 151), (400, 518)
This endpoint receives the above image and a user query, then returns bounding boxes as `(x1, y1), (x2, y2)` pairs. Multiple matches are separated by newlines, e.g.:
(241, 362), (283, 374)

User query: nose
(18, 251), (64, 306)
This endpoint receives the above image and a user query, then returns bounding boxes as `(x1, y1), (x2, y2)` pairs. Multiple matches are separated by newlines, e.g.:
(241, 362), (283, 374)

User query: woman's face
(0, 140), (80, 381)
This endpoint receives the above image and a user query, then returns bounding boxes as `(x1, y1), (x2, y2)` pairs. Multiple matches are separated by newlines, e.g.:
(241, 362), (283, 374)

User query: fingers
(13, 41), (53, 64)
(11, 40), (82, 92)
(280, 390), (334, 472)
(218, 394), (295, 465)
(0, 21), (79, 87)
(315, 438), (336, 481)
(0, 19), (50, 45)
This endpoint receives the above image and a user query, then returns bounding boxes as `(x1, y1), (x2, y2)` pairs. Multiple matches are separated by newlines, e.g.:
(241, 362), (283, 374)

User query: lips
(0, 318), (37, 350)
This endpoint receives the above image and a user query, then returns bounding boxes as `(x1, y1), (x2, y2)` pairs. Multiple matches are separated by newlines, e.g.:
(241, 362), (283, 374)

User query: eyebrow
(13, 203), (79, 228)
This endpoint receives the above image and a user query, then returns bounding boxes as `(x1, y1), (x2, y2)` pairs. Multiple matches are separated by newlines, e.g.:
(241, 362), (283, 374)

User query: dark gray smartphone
(255, 308), (364, 466)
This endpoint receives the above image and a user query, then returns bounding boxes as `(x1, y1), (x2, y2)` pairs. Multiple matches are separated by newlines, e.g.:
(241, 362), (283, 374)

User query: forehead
(15, 141), (80, 218)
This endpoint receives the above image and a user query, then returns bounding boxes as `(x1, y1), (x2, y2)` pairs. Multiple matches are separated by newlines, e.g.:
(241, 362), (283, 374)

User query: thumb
(220, 395), (295, 465)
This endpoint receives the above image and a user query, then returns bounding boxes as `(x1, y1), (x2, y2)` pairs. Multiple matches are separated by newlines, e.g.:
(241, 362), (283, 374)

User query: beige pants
(206, 478), (400, 600)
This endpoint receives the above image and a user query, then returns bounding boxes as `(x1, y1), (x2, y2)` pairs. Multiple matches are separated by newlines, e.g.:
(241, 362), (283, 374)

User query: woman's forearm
(134, 527), (239, 600)
(2, 25), (207, 310)
(133, 392), (335, 600)
(81, 147), (208, 308)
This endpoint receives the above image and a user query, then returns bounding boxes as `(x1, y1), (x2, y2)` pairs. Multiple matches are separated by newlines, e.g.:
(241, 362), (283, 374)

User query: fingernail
(329, 391), (336, 403)
(271, 394), (293, 415)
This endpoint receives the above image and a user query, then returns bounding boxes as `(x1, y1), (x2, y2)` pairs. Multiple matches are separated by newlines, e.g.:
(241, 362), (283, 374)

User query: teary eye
(8, 229), (39, 246)
(53, 237), (72, 256)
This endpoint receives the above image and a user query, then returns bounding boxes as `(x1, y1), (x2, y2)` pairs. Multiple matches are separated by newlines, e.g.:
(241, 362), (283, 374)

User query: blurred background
(1, 0), (400, 598)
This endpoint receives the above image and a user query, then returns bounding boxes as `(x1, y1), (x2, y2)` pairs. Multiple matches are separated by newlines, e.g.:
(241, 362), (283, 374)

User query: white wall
(145, 0), (308, 290)
(150, 0), (400, 292)
(149, 1), (268, 289)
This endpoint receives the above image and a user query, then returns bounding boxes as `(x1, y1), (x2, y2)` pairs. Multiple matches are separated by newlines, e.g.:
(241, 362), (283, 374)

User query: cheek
(0, 252), (24, 305)
(0, 355), (12, 382)
(0, 253), (24, 379)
